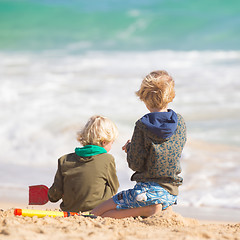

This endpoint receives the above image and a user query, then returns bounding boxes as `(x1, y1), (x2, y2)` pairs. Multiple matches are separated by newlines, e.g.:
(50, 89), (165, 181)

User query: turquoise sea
(0, 0), (240, 214)
(0, 0), (240, 51)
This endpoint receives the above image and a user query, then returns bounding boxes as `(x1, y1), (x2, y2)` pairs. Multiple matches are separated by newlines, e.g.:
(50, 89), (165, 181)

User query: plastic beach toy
(29, 185), (49, 205)
(14, 208), (80, 218)
(14, 208), (97, 218)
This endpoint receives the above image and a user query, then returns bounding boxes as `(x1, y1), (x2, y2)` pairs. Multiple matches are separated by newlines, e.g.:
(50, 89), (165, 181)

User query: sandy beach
(0, 201), (239, 240)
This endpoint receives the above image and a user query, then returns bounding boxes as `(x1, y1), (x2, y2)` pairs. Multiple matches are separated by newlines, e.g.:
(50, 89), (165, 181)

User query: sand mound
(139, 208), (199, 227)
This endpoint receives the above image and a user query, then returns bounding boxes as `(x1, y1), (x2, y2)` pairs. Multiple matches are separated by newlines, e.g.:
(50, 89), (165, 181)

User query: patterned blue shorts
(112, 182), (177, 210)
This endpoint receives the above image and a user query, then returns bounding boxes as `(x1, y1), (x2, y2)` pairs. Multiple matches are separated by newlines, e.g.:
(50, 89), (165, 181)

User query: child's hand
(122, 140), (131, 153)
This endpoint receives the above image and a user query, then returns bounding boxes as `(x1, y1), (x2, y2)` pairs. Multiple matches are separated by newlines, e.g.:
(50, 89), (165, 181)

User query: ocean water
(0, 0), (240, 211)
(1, 0), (240, 51)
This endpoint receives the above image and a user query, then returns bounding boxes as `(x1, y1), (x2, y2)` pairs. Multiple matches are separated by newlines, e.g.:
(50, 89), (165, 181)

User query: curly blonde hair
(136, 70), (175, 110)
(77, 115), (118, 147)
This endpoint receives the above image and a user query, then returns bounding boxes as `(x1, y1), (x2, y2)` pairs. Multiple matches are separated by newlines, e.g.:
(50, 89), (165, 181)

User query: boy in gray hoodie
(91, 70), (187, 218)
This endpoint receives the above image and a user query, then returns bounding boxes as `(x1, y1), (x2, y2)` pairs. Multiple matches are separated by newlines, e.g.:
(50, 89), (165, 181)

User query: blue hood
(141, 109), (178, 139)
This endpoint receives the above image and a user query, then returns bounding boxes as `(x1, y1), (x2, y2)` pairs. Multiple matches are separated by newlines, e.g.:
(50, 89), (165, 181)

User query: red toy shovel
(29, 185), (49, 205)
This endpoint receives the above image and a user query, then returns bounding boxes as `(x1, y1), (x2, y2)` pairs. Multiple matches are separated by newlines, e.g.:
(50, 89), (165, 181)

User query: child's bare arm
(122, 140), (131, 153)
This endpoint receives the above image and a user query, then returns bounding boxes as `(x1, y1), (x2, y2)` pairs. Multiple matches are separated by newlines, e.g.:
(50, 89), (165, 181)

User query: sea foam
(0, 50), (239, 209)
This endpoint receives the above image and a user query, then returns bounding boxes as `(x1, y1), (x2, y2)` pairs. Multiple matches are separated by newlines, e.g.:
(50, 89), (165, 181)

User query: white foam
(0, 50), (239, 209)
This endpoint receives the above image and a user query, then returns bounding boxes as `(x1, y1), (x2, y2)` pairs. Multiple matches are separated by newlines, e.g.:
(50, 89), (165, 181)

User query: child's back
(49, 150), (118, 212)
(126, 111), (186, 196)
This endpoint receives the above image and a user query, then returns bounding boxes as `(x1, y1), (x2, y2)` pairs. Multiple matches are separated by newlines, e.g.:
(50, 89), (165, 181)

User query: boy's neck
(147, 106), (168, 113)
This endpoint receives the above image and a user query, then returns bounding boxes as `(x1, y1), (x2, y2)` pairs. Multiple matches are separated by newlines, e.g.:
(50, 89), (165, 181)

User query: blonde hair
(77, 115), (118, 147)
(136, 70), (175, 110)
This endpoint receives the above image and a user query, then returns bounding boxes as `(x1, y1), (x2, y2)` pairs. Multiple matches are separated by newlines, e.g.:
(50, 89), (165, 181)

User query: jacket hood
(75, 145), (107, 157)
(140, 109), (178, 139)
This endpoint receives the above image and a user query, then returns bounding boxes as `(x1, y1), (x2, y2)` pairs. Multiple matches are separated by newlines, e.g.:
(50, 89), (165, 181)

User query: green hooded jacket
(48, 145), (119, 212)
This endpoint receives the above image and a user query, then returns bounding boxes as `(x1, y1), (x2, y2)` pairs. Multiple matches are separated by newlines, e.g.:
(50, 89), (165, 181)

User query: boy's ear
(101, 140), (106, 147)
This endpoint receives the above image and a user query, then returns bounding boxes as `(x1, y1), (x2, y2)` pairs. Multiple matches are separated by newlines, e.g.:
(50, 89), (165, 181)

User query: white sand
(0, 202), (239, 240)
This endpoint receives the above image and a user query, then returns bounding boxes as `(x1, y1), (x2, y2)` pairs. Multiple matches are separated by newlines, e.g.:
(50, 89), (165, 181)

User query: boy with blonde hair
(92, 70), (187, 218)
(48, 115), (119, 212)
